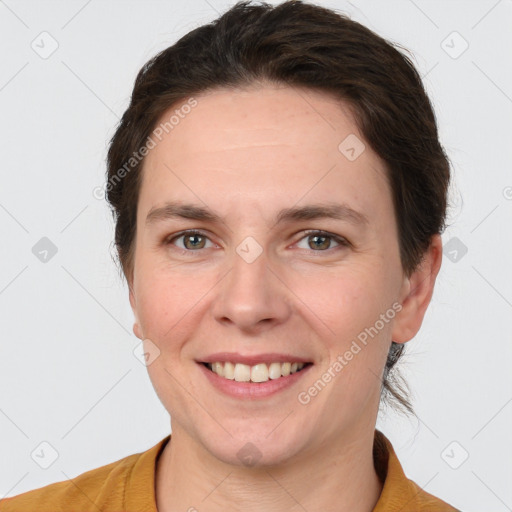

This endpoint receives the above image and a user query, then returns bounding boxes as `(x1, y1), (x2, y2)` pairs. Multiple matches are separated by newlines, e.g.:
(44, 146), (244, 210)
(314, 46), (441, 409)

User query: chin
(213, 440), (298, 468)
(198, 422), (307, 468)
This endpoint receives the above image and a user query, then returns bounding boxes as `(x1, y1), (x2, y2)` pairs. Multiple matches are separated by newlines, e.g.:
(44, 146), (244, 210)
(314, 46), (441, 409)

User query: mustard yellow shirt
(0, 429), (460, 511)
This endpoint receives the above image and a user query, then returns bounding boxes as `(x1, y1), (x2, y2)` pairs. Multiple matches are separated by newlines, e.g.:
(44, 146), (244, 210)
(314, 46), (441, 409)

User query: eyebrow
(145, 201), (369, 228)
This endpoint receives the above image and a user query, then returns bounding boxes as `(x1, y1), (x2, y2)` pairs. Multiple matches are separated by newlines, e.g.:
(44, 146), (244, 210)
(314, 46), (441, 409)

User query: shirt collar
(124, 429), (455, 511)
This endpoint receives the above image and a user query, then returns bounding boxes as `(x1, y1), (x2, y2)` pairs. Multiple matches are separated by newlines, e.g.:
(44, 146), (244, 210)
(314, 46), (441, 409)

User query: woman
(0, 1), (460, 510)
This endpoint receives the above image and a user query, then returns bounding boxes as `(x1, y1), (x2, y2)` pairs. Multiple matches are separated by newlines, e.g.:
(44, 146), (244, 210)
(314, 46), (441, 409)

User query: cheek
(135, 263), (219, 345)
(308, 273), (393, 396)
(293, 263), (394, 397)
(292, 263), (393, 341)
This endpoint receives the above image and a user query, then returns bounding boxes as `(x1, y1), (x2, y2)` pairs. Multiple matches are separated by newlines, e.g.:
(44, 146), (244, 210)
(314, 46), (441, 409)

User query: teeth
(206, 361), (307, 383)
(223, 361), (235, 380)
(268, 362), (282, 379)
(251, 363), (268, 383)
(234, 363), (251, 382)
(212, 362), (224, 377)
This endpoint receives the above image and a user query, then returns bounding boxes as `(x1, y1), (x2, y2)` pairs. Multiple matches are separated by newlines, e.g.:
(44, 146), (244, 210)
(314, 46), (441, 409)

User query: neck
(155, 423), (383, 512)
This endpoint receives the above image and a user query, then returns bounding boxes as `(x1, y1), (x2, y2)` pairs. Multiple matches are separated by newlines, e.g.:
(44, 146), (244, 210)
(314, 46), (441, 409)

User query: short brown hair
(106, 0), (451, 416)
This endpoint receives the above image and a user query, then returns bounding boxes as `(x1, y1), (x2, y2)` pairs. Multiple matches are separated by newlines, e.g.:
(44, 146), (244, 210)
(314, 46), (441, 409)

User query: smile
(203, 361), (310, 383)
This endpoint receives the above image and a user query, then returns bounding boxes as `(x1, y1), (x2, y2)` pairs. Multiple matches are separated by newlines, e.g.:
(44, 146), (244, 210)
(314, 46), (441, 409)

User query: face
(129, 83), (420, 466)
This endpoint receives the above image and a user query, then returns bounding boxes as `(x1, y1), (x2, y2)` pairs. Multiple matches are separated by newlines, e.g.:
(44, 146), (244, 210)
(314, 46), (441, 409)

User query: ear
(129, 280), (143, 340)
(391, 234), (443, 344)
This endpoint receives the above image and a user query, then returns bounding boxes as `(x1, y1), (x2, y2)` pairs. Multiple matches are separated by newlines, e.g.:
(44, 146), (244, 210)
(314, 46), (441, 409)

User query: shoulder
(0, 438), (167, 512)
(0, 453), (137, 512)
(373, 429), (461, 512)
(404, 478), (461, 511)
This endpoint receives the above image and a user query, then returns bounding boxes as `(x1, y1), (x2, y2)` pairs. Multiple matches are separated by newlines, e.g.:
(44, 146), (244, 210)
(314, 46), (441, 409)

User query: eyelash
(165, 229), (350, 255)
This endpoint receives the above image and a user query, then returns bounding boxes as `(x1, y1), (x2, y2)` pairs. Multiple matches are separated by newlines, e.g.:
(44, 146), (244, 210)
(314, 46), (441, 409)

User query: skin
(128, 82), (443, 512)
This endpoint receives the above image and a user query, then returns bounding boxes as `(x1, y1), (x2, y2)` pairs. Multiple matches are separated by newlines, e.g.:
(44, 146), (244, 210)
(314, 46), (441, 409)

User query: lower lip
(197, 362), (313, 399)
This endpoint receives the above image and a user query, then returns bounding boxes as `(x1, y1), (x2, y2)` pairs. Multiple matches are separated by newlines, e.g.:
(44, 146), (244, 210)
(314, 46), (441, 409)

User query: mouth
(201, 361), (312, 383)
(197, 359), (314, 399)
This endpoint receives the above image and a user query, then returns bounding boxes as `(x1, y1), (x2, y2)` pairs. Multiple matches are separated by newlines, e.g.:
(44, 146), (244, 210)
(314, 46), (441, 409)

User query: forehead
(149, 84), (361, 166)
(139, 84), (391, 223)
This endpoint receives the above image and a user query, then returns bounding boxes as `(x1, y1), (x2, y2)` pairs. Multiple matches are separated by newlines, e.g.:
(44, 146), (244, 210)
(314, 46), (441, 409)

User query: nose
(211, 244), (292, 334)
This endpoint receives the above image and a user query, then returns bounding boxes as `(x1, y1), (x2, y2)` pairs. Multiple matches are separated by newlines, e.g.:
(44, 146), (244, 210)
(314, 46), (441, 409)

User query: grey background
(0, 0), (511, 510)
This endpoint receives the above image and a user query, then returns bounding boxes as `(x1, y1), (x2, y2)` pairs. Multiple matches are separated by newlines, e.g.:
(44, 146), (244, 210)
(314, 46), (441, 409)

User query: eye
(296, 230), (349, 251)
(165, 229), (349, 254)
(167, 230), (215, 251)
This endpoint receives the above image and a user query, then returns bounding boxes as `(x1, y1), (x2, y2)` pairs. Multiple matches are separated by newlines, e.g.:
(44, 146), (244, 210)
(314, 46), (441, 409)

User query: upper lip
(197, 352), (312, 366)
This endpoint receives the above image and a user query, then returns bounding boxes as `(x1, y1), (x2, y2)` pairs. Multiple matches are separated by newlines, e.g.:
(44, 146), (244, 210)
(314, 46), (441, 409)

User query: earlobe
(391, 234), (443, 344)
(133, 322), (143, 340)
